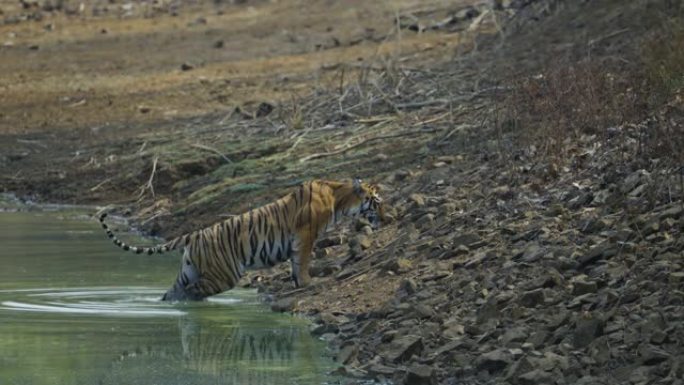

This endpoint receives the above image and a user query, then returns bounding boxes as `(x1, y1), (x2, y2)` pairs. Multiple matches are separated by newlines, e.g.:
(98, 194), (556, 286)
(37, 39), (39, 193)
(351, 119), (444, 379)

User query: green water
(0, 208), (338, 385)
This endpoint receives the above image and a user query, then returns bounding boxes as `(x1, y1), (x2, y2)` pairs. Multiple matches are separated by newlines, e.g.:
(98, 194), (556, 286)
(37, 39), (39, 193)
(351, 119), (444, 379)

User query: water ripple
(0, 287), (188, 317)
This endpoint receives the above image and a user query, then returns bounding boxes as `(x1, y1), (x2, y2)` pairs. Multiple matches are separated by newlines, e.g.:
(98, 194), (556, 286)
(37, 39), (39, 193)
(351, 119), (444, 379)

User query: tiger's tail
(99, 213), (178, 255)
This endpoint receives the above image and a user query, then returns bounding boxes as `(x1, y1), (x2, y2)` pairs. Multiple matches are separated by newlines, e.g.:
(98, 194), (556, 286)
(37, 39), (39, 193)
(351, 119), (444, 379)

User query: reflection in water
(0, 210), (337, 385)
(106, 314), (324, 385)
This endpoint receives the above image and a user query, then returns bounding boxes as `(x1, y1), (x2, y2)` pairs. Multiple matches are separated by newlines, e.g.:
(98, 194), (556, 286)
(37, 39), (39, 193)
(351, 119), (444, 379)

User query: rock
(453, 6), (479, 21)
(385, 335), (423, 363)
(270, 297), (295, 312)
(416, 213), (435, 229)
(572, 277), (598, 295)
(518, 243), (545, 263)
(336, 342), (358, 365)
(501, 327), (528, 345)
(465, 250), (495, 268)
(451, 233), (483, 249)
(527, 330), (548, 348)
(659, 205), (683, 220)
(574, 315), (604, 348)
(476, 349), (512, 373)
(518, 369), (554, 385)
(638, 344), (670, 365)
(413, 303), (435, 319)
(396, 278), (418, 300)
(311, 322), (338, 336)
(442, 322), (465, 339)
(536, 351), (570, 371)
(358, 235), (372, 249)
(383, 258), (412, 274)
(368, 363), (397, 378)
(578, 243), (618, 268)
(518, 289), (545, 308)
(404, 364), (434, 385)
(409, 193), (426, 207)
(669, 272), (684, 284)
(505, 356), (534, 382)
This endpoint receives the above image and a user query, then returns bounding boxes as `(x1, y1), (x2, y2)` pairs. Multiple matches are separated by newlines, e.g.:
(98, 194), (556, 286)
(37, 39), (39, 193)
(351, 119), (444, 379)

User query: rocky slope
(263, 124), (683, 384)
(254, 1), (684, 384)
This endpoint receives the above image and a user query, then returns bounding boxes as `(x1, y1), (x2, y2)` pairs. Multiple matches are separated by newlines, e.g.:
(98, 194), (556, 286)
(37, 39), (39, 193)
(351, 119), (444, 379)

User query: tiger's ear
(353, 178), (362, 194)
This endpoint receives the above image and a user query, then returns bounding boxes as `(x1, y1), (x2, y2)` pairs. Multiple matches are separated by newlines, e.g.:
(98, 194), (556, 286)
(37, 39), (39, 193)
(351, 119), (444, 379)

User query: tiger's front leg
(290, 232), (314, 288)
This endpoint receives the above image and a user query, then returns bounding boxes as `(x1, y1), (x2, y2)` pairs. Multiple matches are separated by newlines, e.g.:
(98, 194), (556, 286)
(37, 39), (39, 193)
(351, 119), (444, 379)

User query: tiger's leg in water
(162, 248), (204, 301)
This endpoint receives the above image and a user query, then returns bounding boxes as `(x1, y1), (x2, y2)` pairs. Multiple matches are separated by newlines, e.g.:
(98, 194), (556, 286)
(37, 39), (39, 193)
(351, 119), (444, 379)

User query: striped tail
(99, 213), (175, 255)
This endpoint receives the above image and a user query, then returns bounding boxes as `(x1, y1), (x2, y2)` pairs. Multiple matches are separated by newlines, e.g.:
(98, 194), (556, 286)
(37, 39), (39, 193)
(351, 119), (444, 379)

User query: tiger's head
(330, 178), (384, 229)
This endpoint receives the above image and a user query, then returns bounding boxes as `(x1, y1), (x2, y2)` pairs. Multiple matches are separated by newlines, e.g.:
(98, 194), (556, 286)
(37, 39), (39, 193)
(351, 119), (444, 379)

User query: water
(0, 208), (338, 385)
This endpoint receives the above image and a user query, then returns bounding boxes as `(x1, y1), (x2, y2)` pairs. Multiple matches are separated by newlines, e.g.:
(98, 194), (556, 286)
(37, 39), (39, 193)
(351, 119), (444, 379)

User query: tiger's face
(354, 179), (383, 229)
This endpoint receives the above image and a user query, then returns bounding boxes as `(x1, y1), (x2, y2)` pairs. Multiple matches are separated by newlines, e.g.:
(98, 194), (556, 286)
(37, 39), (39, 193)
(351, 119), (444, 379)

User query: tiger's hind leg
(162, 249), (205, 301)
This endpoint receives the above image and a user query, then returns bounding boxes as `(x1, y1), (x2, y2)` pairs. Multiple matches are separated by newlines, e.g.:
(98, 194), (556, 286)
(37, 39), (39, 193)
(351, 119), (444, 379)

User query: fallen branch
(299, 129), (439, 163)
(89, 177), (112, 192)
(137, 156), (158, 200)
(395, 99), (449, 110)
(189, 142), (232, 164)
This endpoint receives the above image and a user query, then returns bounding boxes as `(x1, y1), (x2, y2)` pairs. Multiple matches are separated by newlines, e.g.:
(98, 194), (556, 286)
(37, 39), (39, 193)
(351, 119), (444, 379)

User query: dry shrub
(501, 19), (684, 172)
(502, 60), (648, 159)
(642, 17), (684, 101)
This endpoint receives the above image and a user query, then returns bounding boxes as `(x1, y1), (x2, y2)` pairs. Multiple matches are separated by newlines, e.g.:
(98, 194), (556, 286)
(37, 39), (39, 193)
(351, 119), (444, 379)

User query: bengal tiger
(99, 179), (383, 301)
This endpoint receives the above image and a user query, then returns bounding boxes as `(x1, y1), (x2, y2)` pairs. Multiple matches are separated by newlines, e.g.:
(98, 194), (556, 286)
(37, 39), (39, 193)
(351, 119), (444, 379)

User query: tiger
(99, 178), (383, 301)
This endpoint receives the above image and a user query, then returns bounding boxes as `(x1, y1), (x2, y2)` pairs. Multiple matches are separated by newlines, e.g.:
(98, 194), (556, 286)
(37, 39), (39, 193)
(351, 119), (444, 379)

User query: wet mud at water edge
(0, 208), (340, 385)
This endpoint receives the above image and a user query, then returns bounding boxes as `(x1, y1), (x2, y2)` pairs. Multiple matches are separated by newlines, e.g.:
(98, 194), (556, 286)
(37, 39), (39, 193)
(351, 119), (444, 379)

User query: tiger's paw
(292, 273), (312, 288)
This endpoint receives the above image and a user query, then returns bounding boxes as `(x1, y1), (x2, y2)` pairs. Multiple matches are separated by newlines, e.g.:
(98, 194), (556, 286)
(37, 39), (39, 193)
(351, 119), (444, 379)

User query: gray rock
(311, 322), (339, 336)
(574, 316), (604, 348)
(413, 303), (435, 319)
(527, 330), (548, 348)
(385, 335), (424, 363)
(520, 243), (545, 263)
(519, 289), (545, 308)
(659, 205), (683, 220)
(572, 278), (598, 295)
(336, 342), (358, 365)
(476, 348), (512, 373)
(368, 363), (397, 378)
(669, 272), (684, 284)
(416, 213), (436, 229)
(502, 327), (528, 345)
(451, 233), (483, 249)
(409, 193), (426, 207)
(518, 369), (554, 385)
(535, 351), (570, 371)
(270, 297), (295, 312)
(396, 278), (418, 299)
(358, 235), (372, 250)
(578, 243), (618, 268)
(504, 356), (534, 382)
(404, 363), (434, 385)
(638, 344), (670, 365)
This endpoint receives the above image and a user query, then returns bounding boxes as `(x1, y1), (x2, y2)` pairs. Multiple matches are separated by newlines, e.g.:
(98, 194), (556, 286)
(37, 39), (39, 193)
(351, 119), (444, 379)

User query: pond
(0, 207), (339, 385)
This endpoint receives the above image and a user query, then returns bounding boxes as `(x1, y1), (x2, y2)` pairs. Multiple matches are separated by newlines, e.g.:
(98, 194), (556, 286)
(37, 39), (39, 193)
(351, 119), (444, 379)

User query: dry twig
(137, 156), (158, 200)
(189, 142), (232, 164)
